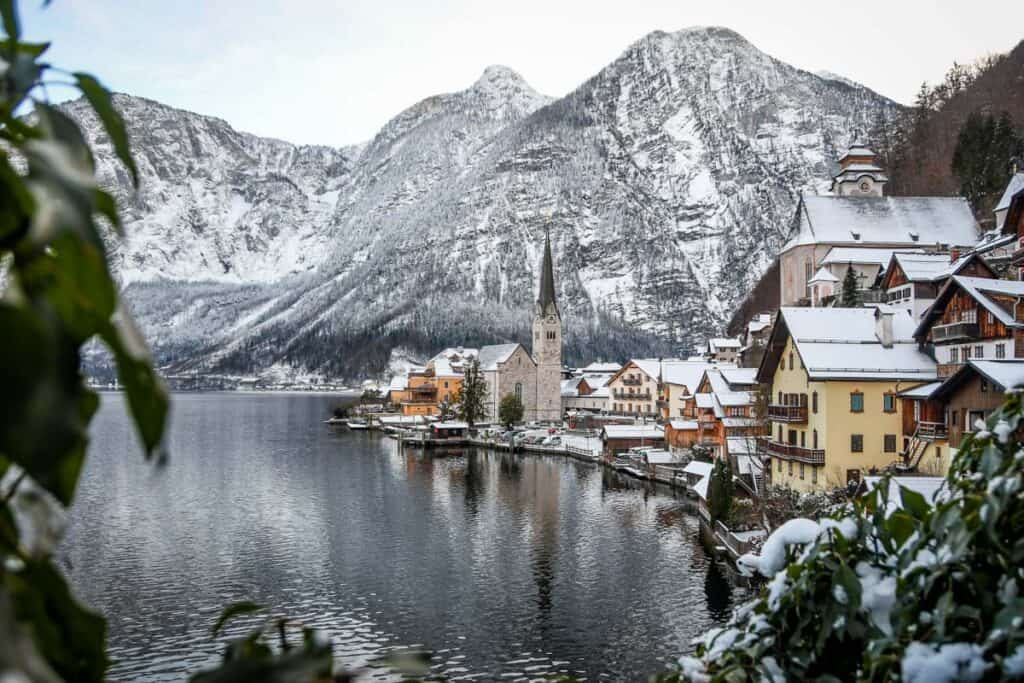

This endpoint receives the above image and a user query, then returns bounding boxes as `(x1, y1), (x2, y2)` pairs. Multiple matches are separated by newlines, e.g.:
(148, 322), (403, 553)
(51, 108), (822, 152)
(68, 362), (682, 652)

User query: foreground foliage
(680, 393), (1024, 681)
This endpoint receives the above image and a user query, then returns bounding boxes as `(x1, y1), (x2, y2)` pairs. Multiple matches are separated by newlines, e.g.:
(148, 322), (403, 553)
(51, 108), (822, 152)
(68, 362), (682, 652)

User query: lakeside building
(756, 307), (937, 491)
(607, 359), (662, 418)
(659, 360), (719, 420)
(561, 374), (613, 414)
(778, 142), (979, 308)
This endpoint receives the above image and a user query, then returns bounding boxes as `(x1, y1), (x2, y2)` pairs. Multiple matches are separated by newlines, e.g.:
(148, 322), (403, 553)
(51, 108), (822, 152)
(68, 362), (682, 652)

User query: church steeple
(536, 228), (559, 318)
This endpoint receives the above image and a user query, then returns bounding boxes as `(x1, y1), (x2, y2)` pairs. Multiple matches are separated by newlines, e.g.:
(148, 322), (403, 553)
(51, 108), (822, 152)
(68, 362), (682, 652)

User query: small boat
(346, 419), (369, 430)
(323, 417), (348, 425)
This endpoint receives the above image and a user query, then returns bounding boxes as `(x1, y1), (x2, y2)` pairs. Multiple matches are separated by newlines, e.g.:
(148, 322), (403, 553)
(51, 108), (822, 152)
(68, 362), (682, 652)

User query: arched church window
(515, 383), (522, 402)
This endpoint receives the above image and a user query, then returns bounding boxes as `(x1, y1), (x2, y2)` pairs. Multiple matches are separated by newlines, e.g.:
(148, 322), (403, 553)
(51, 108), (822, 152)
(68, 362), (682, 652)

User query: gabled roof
(932, 360), (1024, 402)
(880, 251), (991, 289)
(388, 375), (409, 391)
(581, 361), (622, 373)
(536, 229), (559, 318)
(719, 367), (759, 387)
(747, 313), (772, 333)
(758, 307), (937, 383)
(838, 144), (877, 162)
(708, 338), (741, 351)
(809, 266), (839, 284)
(669, 419), (699, 430)
(821, 247), (912, 268)
(914, 276), (1024, 340)
(661, 360), (716, 392)
(897, 381), (942, 400)
(608, 358), (662, 384)
(995, 173), (1024, 213)
(784, 196), (979, 252)
(561, 377), (583, 397)
(478, 343), (527, 371)
(600, 425), (664, 439)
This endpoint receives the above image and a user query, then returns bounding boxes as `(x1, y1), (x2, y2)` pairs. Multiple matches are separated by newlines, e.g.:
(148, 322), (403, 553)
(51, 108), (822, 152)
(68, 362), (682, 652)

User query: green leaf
(99, 309), (169, 456)
(7, 560), (109, 682)
(72, 73), (139, 187)
(898, 486), (930, 520)
(0, 152), (33, 246)
(212, 601), (264, 636)
(0, 0), (20, 42)
(92, 188), (123, 235)
(34, 102), (95, 175)
(0, 38), (47, 56)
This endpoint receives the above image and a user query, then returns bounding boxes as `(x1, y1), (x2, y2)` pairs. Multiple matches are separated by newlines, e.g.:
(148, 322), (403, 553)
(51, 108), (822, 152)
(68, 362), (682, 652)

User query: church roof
(783, 196), (979, 252)
(536, 229), (559, 318)
(477, 344), (526, 371)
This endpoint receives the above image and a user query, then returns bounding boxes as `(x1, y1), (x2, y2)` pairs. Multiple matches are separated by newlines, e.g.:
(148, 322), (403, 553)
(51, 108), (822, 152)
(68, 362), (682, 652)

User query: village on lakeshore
(350, 140), (1024, 559)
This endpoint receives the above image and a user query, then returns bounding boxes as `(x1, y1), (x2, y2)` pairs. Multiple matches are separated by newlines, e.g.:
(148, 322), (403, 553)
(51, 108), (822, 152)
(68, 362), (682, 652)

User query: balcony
(410, 385), (437, 396)
(757, 437), (825, 464)
(767, 404), (808, 423)
(621, 377), (643, 386)
(932, 321), (980, 342)
(915, 421), (948, 441)
(613, 391), (652, 401)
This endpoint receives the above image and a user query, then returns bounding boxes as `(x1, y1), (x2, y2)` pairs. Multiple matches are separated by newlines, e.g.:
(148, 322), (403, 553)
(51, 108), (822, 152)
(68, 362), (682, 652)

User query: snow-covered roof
(478, 343), (523, 371)
(669, 419), (699, 430)
(388, 375), (409, 391)
(683, 461), (714, 477)
(747, 313), (772, 333)
(809, 266), (839, 284)
(770, 307), (937, 382)
(643, 451), (677, 465)
(428, 347), (479, 376)
(995, 172), (1024, 213)
(561, 378), (582, 397)
(898, 381), (942, 400)
(630, 358), (663, 379)
(784, 196), (979, 252)
(589, 386), (611, 398)
(708, 338), (741, 350)
(821, 247), (908, 268)
(886, 251), (969, 283)
(863, 476), (945, 507)
(662, 360), (715, 392)
(695, 393), (715, 409)
(581, 361), (622, 373)
(722, 417), (761, 428)
(693, 475), (710, 501)
(719, 367), (759, 387)
(967, 360), (1024, 392)
(433, 421), (468, 430)
(582, 373), (615, 388)
(950, 276), (1024, 328)
(378, 415), (428, 425)
(601, 425), (664, 440)
(838, 145), (876, 161)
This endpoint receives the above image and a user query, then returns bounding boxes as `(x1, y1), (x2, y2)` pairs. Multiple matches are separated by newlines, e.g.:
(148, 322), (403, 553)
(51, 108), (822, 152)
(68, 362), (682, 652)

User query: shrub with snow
(679, 392), (1024, 681)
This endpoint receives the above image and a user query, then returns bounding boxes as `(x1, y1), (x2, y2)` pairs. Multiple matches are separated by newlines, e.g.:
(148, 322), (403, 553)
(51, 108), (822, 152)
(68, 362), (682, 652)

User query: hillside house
(878, 251), (995, 320)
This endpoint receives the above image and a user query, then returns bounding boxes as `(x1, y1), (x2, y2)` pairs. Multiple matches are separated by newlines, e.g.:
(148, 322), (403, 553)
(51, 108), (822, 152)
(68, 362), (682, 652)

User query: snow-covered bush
(680, 392), (1024, 681)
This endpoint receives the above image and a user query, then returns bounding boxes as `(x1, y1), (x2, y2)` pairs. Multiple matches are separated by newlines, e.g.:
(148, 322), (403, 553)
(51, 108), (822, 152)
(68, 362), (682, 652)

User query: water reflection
(66, 394), (746, 681)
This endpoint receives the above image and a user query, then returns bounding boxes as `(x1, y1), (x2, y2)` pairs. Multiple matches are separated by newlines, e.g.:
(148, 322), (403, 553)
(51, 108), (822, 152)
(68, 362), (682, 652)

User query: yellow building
(756, 307), (937, 491)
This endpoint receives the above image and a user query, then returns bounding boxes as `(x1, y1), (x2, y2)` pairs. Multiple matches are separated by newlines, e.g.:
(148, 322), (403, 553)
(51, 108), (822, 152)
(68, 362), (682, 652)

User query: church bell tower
(532, 229), (562, 422)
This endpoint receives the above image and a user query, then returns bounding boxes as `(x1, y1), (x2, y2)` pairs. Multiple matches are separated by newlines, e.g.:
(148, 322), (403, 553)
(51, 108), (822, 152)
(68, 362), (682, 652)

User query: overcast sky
(24, 1), (1024, 147)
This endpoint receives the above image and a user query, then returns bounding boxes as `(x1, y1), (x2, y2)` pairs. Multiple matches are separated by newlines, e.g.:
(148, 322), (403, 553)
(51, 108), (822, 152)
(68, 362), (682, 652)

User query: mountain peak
(472, 65), (535, 94)
(464, 64), (550, 120)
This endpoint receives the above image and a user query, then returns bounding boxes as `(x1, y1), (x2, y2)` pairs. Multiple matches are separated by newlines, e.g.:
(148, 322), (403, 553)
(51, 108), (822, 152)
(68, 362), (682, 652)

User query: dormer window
(851, 231), (861, 241)
(909, 232), (919, 242)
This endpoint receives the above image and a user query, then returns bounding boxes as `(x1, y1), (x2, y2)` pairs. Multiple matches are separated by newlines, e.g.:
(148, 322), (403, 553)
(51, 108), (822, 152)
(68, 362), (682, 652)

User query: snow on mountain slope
(70, 28), (900, 379)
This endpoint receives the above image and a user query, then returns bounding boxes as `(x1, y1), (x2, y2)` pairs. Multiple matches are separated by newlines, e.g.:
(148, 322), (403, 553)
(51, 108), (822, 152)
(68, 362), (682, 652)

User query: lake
(63, 393), (743, 681)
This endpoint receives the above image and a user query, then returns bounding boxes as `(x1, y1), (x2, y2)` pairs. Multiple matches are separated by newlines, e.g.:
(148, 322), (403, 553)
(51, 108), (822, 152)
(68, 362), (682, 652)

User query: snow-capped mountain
(71, 27), (900, 379)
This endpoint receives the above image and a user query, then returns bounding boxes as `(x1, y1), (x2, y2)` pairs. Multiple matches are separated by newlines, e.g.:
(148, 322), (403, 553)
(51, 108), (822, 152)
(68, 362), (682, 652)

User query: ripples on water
(63, 394), (745, 681)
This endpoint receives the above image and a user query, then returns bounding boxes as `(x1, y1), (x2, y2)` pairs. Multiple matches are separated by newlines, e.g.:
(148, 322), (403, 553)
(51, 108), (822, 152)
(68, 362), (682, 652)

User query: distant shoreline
(93, 388), (364, 397)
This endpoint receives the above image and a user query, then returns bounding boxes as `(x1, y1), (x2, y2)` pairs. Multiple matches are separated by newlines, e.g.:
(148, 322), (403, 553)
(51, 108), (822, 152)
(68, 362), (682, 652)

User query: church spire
(537, 228), (559, 318)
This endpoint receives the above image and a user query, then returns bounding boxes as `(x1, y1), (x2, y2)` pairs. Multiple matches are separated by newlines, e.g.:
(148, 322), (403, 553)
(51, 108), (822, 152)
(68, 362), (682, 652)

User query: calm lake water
(64, 393), (742, 681)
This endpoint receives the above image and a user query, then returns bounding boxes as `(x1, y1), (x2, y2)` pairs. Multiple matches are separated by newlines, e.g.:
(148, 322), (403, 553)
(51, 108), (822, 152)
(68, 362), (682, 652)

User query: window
(812, 429), (818, 449)
(851, 434), (864, 452)
(789, 352), (794, 370)
(951, 348), (959, 363)
(788, 461), (793, 476)
(811, 466), (818, 484)
(800, 431), (806, 448)
(981, 378), (988, 392)
(515, 382), (522, 401)
(962, 346), (971, 360)
(444, 381), (449, 389)
(997, 343), (1007, 359)
(884, 434), (897, 453)
(778, 391), (783, 404)
(952, 410), (958, 426)
(778, 425), (783, 441)
(546, 330), (556, 340)
(936, 447), (942, 462)
(799, 463), (805, 480)
(850, 392), (864, 413)
(883, 393), (896, 413)
(812, 391), (818, 414)
(975, 345), (984, 358)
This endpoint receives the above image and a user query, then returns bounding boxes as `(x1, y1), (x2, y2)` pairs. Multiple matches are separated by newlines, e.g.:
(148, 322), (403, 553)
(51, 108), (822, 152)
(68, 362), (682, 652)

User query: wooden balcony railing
(916, 421), (948, 440)
(621, 377), (643, 386)
(757, 437), (825, 464)
(932, 321), (979, 342)
(613, 391), (652, 400)
(937, 362), (962, 378)
(767, 404), (808, 423)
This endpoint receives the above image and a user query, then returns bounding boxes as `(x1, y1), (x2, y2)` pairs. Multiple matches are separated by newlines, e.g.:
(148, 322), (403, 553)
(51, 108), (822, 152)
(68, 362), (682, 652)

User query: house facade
(607, 359), (661, 417)
(757, 307), (937, 492)
(879, 252), (994, 321)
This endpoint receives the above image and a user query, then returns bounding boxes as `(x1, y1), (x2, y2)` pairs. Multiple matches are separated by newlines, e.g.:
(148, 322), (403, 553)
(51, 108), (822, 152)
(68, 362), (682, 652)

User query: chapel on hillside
(479, 231), (563, 422)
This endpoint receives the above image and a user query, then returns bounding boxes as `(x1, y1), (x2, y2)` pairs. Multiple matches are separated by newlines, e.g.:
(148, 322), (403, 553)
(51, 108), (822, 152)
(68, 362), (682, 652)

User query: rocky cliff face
(70, 27), (900, 379)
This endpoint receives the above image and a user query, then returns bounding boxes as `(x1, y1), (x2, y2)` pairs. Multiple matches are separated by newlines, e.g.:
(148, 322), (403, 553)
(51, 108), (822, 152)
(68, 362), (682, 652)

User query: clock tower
(532, 229), (563, 422)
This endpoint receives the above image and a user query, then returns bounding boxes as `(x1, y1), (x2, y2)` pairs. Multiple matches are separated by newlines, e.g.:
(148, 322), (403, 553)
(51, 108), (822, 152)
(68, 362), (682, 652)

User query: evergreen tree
(708, 458), (734, 523)
(498, 393), (524, 429)
(840, 264), (862, 307)
(456, 357), (488, 426)
(953, 111), (1023, 212)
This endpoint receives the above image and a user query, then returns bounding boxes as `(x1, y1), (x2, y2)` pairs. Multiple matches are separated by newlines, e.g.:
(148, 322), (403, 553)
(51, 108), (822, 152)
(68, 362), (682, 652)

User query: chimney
(950, 248), (961, 264)
(876, 307), (895, 348)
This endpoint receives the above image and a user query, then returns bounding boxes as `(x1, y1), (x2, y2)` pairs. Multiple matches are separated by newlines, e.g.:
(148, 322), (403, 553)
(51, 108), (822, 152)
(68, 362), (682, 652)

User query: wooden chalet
(878, 251), (995, 320)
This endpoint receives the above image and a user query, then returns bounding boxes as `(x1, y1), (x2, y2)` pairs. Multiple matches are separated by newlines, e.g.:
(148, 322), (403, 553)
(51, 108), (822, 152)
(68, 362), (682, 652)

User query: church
(479, 231), (563, 422)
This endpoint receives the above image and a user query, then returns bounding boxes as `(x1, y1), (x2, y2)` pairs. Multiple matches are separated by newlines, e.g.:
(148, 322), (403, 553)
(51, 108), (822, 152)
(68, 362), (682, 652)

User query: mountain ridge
(68, 26), (902, 380)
